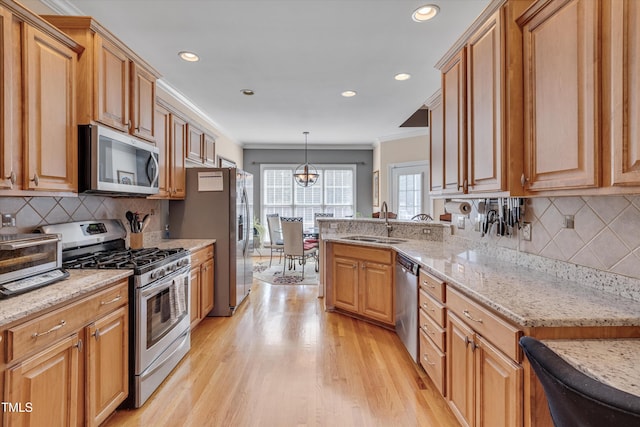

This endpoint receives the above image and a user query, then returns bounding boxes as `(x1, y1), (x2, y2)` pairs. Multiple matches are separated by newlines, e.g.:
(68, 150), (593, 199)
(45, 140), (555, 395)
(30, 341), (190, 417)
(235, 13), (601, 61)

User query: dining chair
(519, 336), (640, 427)
(264, 214), (284, 267)
(411, 213), (433, 221)
(280, 217), (318, 278)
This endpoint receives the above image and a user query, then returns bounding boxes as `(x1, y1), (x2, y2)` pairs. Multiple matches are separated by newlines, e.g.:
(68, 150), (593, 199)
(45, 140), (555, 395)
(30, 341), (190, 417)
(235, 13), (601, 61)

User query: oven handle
(140, 266), (190, 298)
(0, 237), (59, 250)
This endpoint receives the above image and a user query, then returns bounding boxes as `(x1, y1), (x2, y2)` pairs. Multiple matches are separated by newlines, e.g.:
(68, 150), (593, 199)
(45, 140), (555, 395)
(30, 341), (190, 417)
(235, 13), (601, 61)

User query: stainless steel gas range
(38, 219), (191, 408)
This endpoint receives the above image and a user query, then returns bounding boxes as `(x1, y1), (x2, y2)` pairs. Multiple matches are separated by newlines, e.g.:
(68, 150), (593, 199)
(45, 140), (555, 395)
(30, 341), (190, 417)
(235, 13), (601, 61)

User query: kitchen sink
(342, 235), (407, 244)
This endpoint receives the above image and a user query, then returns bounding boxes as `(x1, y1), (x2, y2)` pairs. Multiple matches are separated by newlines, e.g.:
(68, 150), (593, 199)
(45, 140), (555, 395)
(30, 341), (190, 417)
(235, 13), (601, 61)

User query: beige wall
(373, 133), (429, 212)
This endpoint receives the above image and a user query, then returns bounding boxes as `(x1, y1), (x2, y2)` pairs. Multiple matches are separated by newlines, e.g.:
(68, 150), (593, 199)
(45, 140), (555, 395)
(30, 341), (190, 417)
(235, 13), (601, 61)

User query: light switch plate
(457, 216), (465, 230)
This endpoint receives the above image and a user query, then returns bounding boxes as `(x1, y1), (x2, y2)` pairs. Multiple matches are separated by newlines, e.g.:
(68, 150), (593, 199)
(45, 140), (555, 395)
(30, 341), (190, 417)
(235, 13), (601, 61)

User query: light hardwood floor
(104, 279), (459, 427)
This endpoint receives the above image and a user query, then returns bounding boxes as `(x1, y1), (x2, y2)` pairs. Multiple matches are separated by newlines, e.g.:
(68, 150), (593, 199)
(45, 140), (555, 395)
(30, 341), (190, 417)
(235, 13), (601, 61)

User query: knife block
(130, 233), (144, 249)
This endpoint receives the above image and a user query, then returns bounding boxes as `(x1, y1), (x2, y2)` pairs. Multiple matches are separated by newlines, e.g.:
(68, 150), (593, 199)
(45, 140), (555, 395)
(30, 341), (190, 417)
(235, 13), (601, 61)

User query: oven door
(135, 266), (190, 373)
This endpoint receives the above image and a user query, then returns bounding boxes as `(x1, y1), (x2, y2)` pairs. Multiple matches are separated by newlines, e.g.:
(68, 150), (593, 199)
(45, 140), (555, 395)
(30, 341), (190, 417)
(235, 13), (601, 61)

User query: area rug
(252, 259), (318, 285)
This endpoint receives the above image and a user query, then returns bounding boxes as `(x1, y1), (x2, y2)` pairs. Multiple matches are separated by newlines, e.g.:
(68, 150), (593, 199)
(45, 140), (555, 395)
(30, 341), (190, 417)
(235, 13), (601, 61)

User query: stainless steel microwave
(78, 124), (159, 196)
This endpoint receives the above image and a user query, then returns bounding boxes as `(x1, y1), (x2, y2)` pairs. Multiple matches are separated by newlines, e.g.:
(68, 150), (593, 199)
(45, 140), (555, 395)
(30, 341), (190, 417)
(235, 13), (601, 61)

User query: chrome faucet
(381, 201), (392, 237)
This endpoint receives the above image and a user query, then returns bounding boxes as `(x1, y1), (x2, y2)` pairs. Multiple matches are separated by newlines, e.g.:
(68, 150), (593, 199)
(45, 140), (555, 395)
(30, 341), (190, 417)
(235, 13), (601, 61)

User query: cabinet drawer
(447, 286), (522, 362)
(419, 307), (445, 351)
(332, 243), (392, 264)
(191, 244), (214, 266)
(6, 280), (128, 363)
(419, 288), (446, 328)
(419, 328), (446, 396)
(419, 269), (446, 302)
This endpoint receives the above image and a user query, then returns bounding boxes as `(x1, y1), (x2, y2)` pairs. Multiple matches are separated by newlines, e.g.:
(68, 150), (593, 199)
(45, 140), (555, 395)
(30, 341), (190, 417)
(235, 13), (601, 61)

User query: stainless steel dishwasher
(395, 253), (419, 363)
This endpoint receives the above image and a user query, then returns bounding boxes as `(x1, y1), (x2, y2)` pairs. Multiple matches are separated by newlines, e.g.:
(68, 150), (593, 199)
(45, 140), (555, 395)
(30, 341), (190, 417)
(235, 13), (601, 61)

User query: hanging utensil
(126, 211), (135, 232)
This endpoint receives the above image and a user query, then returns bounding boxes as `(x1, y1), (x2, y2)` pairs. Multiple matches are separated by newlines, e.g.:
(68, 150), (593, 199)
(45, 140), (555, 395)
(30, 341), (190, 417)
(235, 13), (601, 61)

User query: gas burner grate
(63, 247), (188, 273)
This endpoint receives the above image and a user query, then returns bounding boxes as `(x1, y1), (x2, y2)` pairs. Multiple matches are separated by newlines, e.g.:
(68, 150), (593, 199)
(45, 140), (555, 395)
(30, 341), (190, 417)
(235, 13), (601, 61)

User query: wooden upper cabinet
(204, 133), (216, 167)
(95, 35), (129, 132)
(605, 0), (640, 186)
(466, 10), (505, 193)
(170, 114), (187, 198)
(427, 91), (444, 194)
(23, 24), (78, 192)
(152, 102), (171, 198)
(441, 50), (466, 194)
(519, 0), (600, 191)
(131, 61), (156, 141)
(0, 6), (13, 190)
(41, 16), (161, 143)
(186, 123), (204, 163)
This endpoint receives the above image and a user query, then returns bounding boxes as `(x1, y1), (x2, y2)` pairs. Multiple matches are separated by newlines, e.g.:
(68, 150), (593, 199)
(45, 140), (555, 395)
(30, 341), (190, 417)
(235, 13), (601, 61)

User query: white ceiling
(28, 0), (490, 147)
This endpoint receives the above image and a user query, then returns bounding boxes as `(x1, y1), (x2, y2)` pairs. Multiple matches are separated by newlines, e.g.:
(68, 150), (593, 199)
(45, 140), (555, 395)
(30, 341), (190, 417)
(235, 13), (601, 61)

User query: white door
(390, 162), (430, 220)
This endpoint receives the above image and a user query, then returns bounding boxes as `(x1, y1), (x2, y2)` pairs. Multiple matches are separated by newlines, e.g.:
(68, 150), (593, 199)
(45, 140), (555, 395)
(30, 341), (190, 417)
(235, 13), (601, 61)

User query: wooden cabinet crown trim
(41, 14), (160, 77)
(434, 0), (506, 69)
(1, 1), (84, 54)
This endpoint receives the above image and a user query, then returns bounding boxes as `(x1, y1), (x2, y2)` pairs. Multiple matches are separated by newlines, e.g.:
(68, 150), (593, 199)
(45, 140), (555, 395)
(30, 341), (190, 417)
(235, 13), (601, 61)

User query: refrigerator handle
(242, 188), (250, 256)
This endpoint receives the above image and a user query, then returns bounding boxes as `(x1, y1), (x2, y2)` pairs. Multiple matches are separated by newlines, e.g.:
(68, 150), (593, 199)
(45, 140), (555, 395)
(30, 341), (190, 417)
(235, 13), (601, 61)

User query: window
(262, 164), (356, 232)
(390, 162), (430, 220)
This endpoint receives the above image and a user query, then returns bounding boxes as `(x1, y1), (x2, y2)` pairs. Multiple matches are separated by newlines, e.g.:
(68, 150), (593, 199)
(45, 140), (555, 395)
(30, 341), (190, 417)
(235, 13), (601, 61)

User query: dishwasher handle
(396, 254), (419, 276)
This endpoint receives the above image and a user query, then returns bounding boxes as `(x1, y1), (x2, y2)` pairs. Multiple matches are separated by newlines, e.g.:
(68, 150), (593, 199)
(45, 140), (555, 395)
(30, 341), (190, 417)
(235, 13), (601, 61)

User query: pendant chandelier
(294, 131), (319, 187)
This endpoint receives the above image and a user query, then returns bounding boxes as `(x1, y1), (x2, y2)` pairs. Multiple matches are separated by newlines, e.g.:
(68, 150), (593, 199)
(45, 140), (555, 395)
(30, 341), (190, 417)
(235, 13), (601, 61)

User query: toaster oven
(0, 233), (67, 297)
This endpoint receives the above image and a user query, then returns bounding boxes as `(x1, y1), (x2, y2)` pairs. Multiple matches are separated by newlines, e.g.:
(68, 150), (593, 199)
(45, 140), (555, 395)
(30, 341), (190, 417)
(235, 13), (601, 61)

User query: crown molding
(243, 143), (374, 151)
(39, 0), (83, 15)
(376, 129), (428, 143)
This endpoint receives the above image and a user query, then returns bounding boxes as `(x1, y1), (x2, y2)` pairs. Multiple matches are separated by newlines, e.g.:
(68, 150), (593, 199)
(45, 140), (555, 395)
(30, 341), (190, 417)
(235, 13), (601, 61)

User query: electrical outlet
(457, 216), (465, 230)
(521, 222), (532, 241)
(563, 215), (575, 229)
(330, 223), (338, 229)
(422, 228), (431, 234)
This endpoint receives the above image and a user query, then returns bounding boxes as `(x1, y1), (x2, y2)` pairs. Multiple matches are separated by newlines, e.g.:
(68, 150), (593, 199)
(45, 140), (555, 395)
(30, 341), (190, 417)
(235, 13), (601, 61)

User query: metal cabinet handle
(422, 302), (434, 312)
(5, 171), (16, 187)
(30, 173), (39, 186)
(32, 320), (66, 338)
(521, 173), (528, 187)
(92, 329), (101, 341)
(127, 120), (132, 130)
(100, 295), (122, 306)
(463, 309), (483, 324)
(76, 339), (83, 352)
(422, 353), (436, 366)
(422, 280), (436, 289)
(464, 335), (477, 351)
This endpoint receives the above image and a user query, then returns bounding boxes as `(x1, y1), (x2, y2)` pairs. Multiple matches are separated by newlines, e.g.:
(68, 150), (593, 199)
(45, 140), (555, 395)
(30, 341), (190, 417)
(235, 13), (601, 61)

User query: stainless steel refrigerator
(169, 168), (253, 316)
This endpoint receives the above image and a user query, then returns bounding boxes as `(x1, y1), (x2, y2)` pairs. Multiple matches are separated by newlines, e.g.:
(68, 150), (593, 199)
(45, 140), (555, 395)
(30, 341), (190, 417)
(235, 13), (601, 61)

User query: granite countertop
(0, 269), (132, 329)
(0, 239), (214, 330)
(324, 235), (640, 329)
(544, 339), (640, 398)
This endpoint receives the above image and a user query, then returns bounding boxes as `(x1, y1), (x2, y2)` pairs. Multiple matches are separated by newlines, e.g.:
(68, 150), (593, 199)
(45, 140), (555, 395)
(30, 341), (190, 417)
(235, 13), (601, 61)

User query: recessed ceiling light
(241, 89), (255, 96)
(341, 90), (357, 98)
(412, 4), (440, 22)
(394, 73), (411, 81)
(178, 51), (199, 62)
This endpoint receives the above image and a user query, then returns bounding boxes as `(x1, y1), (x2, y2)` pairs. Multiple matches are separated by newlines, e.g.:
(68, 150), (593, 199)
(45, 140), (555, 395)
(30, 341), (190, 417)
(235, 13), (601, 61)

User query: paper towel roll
(444, 201), (472, 215)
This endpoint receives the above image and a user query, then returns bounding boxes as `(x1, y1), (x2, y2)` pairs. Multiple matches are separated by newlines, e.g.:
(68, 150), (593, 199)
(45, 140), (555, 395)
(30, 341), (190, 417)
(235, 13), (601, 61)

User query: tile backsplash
(0, 196), (166, 243)
(452, 195), (640, 280)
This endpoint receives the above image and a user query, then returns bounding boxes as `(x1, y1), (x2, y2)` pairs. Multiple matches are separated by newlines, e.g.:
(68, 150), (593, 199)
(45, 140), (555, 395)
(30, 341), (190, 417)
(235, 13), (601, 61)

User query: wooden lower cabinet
(189, 245), (215, 329)
(330, 243), (394, 326)
(86, 306), (128, 427)
(447, 311), (523, 427)
(5, 333), (80, 427)
(2, 279), (128, 427)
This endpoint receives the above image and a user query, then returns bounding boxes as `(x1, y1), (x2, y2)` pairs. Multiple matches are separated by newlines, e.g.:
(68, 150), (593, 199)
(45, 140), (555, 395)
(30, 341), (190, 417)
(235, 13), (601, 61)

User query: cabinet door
(204, 133), (216, 167)
(190, 265), (201, 329)
(86, 307), (128, 427)
(475, 335), (523, 427)
(23, 24), (77, 192)
(447, 312), (474, 427)
(95, 35), (129, 132)
(608, 0), (640, 186)
(201, 258), (215, 316)
(152, 103), (171, 198)
(467, 10), (504, 193)
(130, 61), (155, 142)
(360, 262), (393, 324)
(0, 6), (14, 190)
(170, 114), (187, 199)
(5, 334), (80, 427)
(333, 257), (359, 313)
(187, 123), (204, 163)
(441, 50), (466, 194)
(428, 92), (444, 193)
(520, 0), (599, 191)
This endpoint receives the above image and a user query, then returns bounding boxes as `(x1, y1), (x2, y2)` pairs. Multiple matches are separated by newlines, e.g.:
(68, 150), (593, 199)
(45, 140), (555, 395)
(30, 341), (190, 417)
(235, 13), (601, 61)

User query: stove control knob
(151, 269), (165, 280)
(167, 264), (176, 273)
